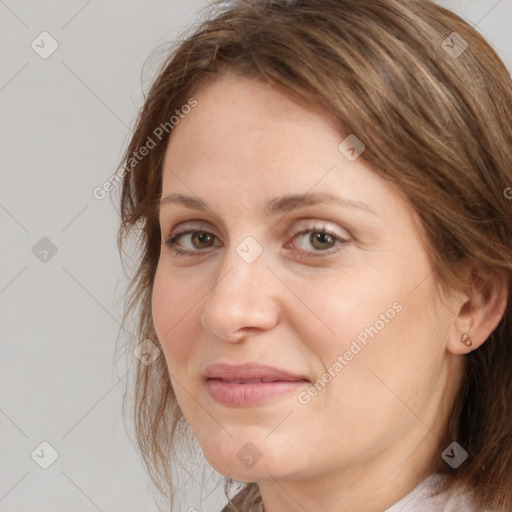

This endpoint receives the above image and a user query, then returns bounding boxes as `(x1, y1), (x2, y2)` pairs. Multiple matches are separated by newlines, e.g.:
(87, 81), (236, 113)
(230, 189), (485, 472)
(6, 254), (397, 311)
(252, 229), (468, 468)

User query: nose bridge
(200, 235), (278, 340)
(210, 232), (268, 298)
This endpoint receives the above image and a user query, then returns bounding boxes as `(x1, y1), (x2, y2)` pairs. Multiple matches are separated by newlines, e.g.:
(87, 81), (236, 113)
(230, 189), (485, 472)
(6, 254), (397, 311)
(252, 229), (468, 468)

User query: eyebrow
(159, 192), (379, 217)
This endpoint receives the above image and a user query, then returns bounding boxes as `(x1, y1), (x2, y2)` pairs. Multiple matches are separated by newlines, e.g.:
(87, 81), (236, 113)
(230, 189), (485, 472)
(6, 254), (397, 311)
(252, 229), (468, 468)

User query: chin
(201, 435), (307, 484)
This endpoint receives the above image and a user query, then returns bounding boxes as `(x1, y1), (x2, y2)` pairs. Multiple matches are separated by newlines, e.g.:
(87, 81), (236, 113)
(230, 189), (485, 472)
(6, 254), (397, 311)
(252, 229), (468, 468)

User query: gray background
(1, 1), (511, 511)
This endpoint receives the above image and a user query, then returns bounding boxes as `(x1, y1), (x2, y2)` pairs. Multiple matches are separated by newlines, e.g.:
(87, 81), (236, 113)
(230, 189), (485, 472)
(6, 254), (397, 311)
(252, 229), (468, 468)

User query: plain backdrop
(1, 1), (511, 511)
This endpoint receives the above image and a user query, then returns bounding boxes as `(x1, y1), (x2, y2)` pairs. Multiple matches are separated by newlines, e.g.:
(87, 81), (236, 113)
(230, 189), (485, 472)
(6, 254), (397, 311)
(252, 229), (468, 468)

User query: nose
(200, 243), (280, 343)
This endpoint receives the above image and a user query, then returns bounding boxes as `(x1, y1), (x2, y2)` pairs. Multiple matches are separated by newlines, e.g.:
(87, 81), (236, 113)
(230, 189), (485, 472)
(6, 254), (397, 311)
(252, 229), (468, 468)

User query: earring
(461, 333), (472, 347)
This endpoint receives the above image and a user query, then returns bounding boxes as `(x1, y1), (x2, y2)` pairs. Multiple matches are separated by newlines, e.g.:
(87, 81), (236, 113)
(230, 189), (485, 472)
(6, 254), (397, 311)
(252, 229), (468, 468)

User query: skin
(151, 72), (507, 512)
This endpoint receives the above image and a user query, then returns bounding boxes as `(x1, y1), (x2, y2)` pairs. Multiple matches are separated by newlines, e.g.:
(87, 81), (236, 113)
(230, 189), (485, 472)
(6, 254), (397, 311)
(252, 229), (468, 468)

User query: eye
(165, 230), (221, 256)
(285, 224), (349, 257)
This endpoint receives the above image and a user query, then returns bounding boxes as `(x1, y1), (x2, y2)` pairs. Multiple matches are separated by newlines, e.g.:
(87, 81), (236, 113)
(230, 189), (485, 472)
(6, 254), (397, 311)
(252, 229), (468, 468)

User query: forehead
(163, 73), (348, 186)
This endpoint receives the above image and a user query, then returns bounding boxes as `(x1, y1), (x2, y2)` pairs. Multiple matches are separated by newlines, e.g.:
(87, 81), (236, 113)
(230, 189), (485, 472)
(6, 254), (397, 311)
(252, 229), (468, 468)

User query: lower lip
(206, 379), (309, 406)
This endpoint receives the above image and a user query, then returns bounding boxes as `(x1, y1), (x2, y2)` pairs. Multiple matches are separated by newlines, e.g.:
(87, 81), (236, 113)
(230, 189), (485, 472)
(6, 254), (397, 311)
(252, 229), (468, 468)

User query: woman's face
(152, 72), (464, 488)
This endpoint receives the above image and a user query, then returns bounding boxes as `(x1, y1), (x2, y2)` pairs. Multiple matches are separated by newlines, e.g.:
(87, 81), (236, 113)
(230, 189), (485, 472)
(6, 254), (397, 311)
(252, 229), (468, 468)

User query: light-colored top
(222, 473), (480, 512)
(385, 473), (476, 512)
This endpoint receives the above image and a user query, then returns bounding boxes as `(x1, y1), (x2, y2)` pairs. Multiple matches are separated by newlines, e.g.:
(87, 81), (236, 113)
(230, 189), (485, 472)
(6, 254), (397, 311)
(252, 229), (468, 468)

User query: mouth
(205, 377), (310, 406)
(208, 377), (309, 384)
(202, 362), (311, 406)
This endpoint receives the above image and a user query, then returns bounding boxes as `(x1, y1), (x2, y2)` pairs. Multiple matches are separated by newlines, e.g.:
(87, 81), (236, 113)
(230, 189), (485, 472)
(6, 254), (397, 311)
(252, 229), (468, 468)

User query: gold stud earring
(461, 333), (472, 347)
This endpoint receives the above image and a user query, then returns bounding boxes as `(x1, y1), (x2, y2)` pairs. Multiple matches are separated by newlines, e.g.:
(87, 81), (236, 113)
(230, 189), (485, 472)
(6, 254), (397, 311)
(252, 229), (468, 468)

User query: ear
(447, 267), (509, 355)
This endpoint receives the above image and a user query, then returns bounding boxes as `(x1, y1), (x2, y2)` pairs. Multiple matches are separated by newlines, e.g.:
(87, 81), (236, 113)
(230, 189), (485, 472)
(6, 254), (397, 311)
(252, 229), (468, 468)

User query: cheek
(287, 267), (404, 363)
(151, 264), (199, 370)
(151, 264), (209, 426)
(295, 257), (445, 408)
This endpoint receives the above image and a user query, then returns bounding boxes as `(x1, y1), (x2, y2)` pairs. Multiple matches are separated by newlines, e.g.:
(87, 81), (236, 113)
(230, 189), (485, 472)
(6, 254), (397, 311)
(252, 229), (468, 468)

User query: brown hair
(116, 0), (512, 510)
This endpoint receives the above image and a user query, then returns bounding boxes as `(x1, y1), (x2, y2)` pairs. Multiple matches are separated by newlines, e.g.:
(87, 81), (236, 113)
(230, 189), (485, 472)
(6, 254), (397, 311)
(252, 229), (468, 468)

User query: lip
(203, 362), (310, 407)
(203, 362), (309, 382)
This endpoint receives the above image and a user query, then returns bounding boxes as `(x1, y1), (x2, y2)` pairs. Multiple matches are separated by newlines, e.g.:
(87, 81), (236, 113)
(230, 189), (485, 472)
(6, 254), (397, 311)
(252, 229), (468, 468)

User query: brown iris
(308, 232), (335, 251)
(191, 231), (214, 249)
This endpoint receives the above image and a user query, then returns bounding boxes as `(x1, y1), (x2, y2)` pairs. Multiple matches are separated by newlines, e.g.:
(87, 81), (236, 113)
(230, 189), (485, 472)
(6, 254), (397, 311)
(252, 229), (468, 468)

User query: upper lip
(204, 362), (310, 383)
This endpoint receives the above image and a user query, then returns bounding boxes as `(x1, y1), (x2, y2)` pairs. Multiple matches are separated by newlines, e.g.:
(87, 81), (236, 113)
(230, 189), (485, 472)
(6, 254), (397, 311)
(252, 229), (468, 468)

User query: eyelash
(164, 223), (349, 259)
